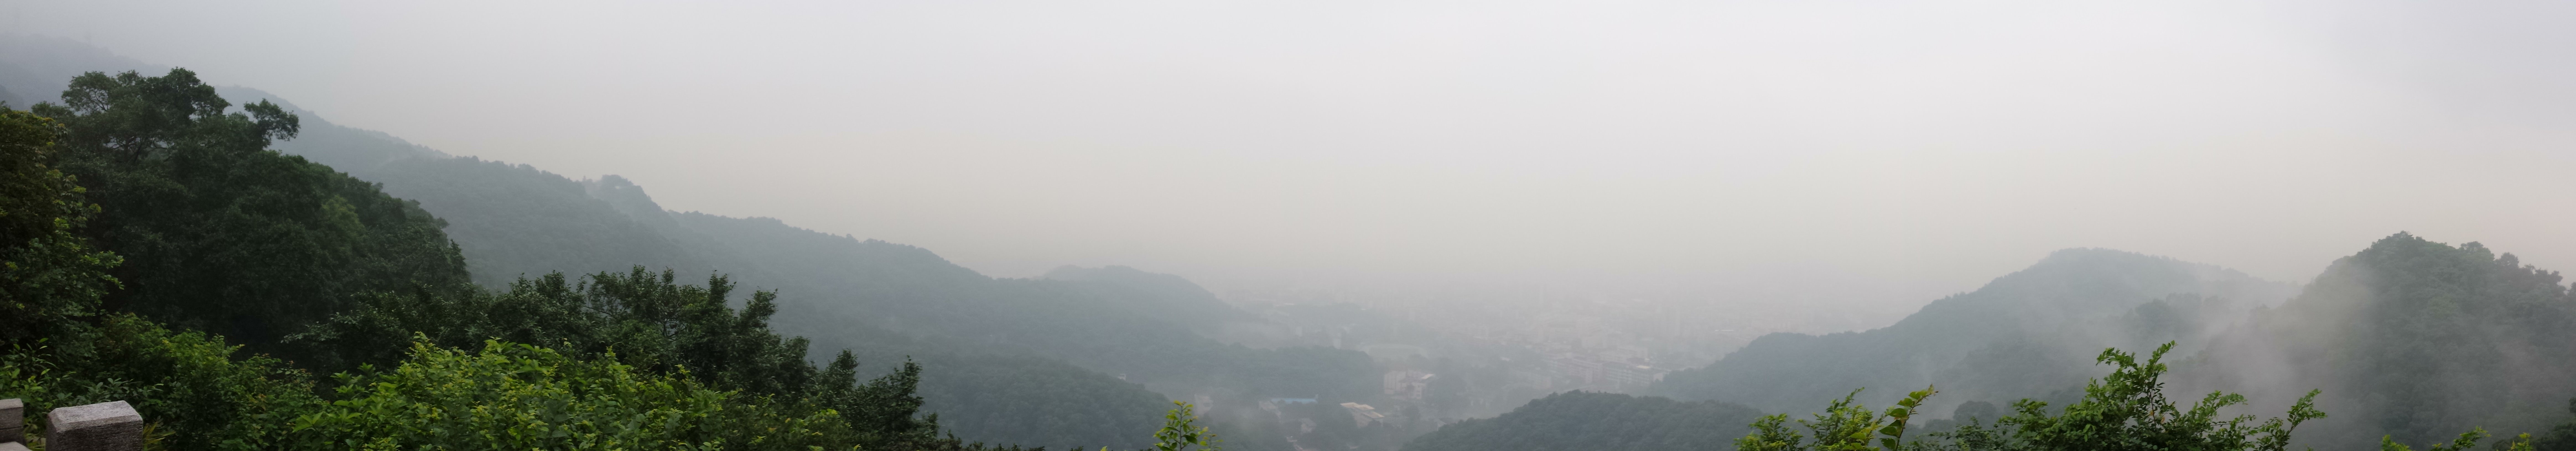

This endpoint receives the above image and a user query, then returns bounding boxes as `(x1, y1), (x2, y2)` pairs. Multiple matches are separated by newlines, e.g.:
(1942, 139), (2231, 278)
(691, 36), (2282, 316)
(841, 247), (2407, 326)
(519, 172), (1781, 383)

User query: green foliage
(1151, 401), (1219, 451)
(1, 314), (321, 451)
(1746, 343), (2323, 451)
(1403, 391), (1766, 451)
(0, 106), (121, 345)
(291, 266), (987, 448)
(282, 339), (855, 450)
(29, 68), (469, 353)
(1986, 343), (2321, 451)
(1, 70), (1014, 450)
(1735, 387), (1935, 451)
(1882, 387), (1937, 449)
(295, 268), (818, 396)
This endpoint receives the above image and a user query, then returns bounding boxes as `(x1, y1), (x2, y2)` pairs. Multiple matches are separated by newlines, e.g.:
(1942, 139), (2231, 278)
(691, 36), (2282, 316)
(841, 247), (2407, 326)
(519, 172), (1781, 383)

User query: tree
(31, 68), (471, 354)
(1735, 387), (1937, 451)
(0, 105), (121, 345)
(1151, 401), (1221, 451)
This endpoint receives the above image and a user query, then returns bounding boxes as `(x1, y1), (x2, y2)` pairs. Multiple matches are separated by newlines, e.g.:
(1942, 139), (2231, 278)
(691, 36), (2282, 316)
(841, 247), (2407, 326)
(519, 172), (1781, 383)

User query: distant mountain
(1401, 391), (1764, 451)
(1650, 248), (2297, 415)
(0, 34), (163, 106)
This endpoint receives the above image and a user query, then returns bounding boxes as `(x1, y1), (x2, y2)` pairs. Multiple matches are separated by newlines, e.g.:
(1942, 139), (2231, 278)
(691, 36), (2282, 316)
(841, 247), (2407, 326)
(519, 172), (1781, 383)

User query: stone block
(0, 398), (20, 442)
(0, 441), (27, 451)
(46, 400), (142, 451)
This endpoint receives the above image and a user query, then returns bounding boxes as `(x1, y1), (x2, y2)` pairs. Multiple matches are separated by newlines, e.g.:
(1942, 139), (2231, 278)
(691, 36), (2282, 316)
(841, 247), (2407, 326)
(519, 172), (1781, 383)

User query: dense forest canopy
(33, 69), (470, 357)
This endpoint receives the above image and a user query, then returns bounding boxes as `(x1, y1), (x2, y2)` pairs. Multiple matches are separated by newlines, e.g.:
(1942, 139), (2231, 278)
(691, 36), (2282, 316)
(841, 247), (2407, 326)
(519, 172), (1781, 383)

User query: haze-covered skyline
(9, 0), (2575, 324)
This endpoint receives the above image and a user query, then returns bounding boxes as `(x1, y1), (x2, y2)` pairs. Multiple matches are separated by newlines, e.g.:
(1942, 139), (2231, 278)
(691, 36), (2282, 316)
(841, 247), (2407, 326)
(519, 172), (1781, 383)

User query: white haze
(8, 0), (2576, 331)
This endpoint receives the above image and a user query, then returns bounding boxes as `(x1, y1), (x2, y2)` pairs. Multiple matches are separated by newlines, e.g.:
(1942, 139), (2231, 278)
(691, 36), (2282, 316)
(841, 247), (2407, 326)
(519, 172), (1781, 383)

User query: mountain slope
(2191, 233), (2576, 449)
(1650, 248), (2296, 414)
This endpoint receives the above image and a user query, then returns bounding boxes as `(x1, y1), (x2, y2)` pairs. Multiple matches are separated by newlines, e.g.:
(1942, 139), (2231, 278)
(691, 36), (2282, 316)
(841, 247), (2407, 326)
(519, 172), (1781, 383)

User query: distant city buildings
(1528, 351), (1669, 393)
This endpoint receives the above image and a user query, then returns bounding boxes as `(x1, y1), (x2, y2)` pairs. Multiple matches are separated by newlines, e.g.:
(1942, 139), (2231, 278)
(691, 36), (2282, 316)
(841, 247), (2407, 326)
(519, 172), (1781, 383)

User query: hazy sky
(9, 0), (2575, 321)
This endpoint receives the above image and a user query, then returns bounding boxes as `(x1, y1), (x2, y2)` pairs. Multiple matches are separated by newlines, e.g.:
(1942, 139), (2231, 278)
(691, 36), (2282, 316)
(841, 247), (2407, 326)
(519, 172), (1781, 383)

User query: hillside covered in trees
(0, 35), (1395, 450)
(0, 67), (1087, 450)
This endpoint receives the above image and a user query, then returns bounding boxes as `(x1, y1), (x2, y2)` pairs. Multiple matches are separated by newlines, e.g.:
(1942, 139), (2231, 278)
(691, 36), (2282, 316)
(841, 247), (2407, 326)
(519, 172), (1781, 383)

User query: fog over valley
(2, 1), (2574, 450)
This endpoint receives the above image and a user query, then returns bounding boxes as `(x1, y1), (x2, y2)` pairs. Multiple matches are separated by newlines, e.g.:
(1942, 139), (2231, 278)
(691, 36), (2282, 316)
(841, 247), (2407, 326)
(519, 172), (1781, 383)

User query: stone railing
(0, 398), (146, 451)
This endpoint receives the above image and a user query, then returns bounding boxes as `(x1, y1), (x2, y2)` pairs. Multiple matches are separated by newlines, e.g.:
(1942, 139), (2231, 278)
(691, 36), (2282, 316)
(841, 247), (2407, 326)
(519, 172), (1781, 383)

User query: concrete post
(0, 398), (21, 443)
(46, 401), (141, 451)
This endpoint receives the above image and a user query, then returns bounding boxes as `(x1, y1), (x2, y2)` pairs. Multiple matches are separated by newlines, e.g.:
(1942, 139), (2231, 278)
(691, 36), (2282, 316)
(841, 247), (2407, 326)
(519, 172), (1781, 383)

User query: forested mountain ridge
(1650, 248), (2295, 415)
(0, 34), (1363, 450)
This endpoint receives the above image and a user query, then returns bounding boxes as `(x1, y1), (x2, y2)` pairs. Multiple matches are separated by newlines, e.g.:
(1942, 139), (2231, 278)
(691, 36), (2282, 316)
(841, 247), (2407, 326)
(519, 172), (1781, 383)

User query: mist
(9, 1), (2576, 450)
(6, 1), (2573, 332)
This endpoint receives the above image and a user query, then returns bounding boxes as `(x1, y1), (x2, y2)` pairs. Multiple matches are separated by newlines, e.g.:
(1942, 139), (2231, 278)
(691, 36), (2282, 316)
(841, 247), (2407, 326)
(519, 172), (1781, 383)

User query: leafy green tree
(29, 68), (470, 354)
(1150, 401), (1220, 451)
(0, 106), (121, 345)
(1736, 387), (1938, 451)
(304, 270), (871, 406)
(1976, 343), (2321, 451)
